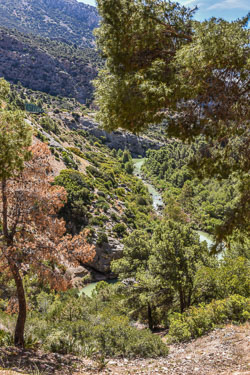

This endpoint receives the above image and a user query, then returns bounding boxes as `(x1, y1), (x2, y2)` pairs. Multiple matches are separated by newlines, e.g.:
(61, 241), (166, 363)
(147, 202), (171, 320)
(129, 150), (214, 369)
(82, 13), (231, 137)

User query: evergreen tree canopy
(0, 78), (32, 180)
(94, 2), (249, 239)
(94, 0), (195, 132)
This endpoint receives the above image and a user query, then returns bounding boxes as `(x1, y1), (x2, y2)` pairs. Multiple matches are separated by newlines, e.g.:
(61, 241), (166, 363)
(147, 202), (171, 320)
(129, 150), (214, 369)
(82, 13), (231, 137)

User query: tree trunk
(179, 288), (185, 313)
(1, 179), (8, 238)
(2, 180), (26, 347)
(9, 262), (26, 348)
(187, 288), (192, 308)
(147, 303), (154, 331)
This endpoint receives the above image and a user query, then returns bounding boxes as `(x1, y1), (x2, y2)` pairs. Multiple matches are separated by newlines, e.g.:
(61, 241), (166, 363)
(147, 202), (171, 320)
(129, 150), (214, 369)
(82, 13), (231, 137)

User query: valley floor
(0, 323), (249, 375)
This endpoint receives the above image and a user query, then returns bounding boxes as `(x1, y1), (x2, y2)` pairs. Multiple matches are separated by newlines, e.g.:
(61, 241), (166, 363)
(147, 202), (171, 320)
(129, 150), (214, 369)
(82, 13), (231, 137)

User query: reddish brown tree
(0, 142), (95, 347)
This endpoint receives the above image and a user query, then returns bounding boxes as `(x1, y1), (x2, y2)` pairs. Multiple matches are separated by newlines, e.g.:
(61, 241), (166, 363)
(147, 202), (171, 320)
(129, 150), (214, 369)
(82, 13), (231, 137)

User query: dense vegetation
(142, 140), (239, 234)
(94, 0), (249, 243)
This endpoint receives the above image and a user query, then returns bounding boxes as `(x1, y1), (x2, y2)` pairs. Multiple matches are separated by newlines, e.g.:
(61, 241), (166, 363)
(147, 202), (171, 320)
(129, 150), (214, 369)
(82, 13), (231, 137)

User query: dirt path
(0, 323), (249, 375)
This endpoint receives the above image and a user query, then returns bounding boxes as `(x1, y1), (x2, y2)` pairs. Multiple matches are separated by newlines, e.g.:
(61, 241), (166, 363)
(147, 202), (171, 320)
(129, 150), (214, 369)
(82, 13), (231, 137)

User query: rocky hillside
(0, 0), (99, 48)
(6, 86), (158, 282)
(0, 27), (102, 103)
(10, 85), (164, 156)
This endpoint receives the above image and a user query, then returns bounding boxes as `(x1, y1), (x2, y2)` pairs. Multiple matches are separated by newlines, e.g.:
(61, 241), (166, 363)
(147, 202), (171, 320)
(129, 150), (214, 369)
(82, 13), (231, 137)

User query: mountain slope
(0, 0), (99, 48)
(0, 27), (102, 102)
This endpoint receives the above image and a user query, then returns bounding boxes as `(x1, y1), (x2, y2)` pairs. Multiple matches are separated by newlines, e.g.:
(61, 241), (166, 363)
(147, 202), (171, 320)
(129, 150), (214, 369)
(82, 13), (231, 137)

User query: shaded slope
(0, 0), (99, 48)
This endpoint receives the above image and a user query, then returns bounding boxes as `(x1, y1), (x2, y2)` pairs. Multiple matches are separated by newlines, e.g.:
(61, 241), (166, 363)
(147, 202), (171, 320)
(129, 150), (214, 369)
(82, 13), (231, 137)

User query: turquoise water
(196, 230), (214, 249)
(80, 279), (117, 297)
(79, 281), (99, 297)
(133, 158), (164, 211)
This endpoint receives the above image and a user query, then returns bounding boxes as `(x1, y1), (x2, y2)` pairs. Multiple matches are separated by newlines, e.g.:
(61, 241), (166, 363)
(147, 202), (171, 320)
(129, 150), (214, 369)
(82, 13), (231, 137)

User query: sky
(78, 0), (249, 21)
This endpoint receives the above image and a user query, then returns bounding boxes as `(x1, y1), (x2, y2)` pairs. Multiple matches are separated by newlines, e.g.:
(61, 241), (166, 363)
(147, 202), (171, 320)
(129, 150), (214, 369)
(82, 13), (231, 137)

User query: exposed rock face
(0, 28), (99, 103)
(0, 0), (99, 48)
(77, 118), (163, 157)
(88, 239), (123, 274)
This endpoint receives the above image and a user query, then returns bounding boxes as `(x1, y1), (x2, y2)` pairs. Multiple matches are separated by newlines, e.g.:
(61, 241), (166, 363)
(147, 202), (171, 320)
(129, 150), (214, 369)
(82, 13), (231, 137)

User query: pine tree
(94, 2), (249, 240)
(0, 79), (95, 346)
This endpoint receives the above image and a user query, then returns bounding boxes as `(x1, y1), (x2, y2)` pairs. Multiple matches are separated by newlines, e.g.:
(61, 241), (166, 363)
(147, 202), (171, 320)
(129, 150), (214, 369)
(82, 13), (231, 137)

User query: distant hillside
(0, 27), (102, 103)
(0, 0), (99, 48)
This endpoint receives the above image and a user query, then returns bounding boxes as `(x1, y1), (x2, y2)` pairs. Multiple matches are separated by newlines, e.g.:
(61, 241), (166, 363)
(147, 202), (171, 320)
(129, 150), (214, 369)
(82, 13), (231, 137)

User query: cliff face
(70, 118), (163, 157)
(0, 0), (99, 48)
(0, 27), (101, 103)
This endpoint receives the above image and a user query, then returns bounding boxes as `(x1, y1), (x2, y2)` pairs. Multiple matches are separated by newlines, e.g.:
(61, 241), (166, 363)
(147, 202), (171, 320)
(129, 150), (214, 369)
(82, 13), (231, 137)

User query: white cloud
(179, 0), (201, 6)
(208, 0), (249, 10)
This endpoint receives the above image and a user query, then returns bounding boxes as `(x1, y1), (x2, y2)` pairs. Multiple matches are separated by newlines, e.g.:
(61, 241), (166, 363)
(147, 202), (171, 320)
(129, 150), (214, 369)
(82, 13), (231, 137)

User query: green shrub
(97, 191), (106, 198)
(125, 161), (134, 174)
(40, 117), (60, 135)
(111, 212), (120, 222)
(116, 187), (126, 196)
(0, 329), (12, 347)
(136, 196), (148, 206)
(86, 165), (103, 178)
(89, 216), (105, 227)
(54, 170), (92, 233)
(96, 201), (110, 212)
(36, 130), (48, 142)
(44, 330), (82, 354)
(96, 232), (109, 246)
(62, 152), (78, 170)
(166, 316), (192, 342)
(167, 295), (250, 343)
(93, 315), (168, 358)
(113, 223), (127, 237)
(121, 150), (131, 164)
(67, 147), (85, 159)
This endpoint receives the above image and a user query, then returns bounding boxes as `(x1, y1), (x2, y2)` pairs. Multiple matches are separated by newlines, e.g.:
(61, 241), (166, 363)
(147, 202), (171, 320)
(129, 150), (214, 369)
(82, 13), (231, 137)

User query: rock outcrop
(77, 118), (163, 157)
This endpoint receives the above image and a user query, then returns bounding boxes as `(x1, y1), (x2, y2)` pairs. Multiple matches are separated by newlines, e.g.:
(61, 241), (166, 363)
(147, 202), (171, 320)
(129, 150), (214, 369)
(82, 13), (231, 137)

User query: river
(80, 158), (215, 297)
(133, 158), (215, 249)
(133, 158), (164, 211)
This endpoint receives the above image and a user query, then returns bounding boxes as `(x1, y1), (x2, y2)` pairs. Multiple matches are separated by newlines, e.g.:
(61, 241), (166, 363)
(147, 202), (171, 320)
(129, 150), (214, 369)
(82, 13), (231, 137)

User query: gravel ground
(0, 323), (249, 375)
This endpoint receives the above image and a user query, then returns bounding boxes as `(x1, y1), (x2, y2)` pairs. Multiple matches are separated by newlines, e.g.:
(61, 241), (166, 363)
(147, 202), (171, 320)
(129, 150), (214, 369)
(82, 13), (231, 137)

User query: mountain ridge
(0, 0), (99, 48)
(0, 26), (101, 103)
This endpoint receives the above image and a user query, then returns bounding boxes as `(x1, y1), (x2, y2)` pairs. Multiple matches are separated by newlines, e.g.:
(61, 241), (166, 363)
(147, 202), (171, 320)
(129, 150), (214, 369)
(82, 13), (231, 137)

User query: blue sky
(78, 0), (249, 21)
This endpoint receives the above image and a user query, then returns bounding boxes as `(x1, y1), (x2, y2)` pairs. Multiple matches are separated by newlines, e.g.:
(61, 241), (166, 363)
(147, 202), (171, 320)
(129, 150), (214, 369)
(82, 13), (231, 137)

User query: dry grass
(0, 323), (249, 375)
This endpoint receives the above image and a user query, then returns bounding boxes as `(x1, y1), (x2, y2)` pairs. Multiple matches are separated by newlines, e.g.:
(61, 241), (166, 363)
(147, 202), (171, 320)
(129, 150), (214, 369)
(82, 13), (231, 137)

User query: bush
(125, 161), (134, 174)
(121, 150), (131, 164)
(44, 330), (82, 354)
(167, 295), (250, 343)
(62, 152), (78, 170)
(89, 216), (105, 227)
(111, 212), (120, 222)
(40, 117), (60, 135)
(96, 232), (109, 246)
(86, 165), (103, 179)
(0, 329), (12, 347)
(113, 223), (127, 237)
(136, 195), (148, 206)
(67, 147), (85, 159)
(93, 315), (168, 358)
